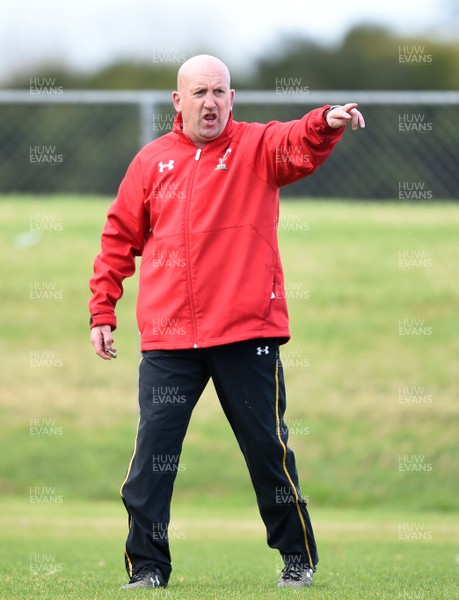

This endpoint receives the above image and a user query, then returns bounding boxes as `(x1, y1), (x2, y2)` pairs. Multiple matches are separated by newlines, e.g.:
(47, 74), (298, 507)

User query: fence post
(139, 99), (156, 148)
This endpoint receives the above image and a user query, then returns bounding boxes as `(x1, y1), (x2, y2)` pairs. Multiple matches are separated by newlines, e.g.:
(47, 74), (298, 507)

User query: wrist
(325, 104), (341, 122)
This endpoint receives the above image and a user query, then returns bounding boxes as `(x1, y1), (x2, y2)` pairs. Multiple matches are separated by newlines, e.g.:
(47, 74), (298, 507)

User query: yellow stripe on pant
(274, 359), (313, 568)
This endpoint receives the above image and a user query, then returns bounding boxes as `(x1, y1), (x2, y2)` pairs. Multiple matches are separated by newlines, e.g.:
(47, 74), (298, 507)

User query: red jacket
(89, 107), (344, 350)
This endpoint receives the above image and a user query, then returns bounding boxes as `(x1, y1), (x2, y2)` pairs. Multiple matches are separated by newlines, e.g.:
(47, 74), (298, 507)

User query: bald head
(177, 55), (231, 91)
(172, 54), (235, 147)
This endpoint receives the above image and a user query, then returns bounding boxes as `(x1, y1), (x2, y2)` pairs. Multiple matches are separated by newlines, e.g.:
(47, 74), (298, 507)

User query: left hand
(326, 103), (365, 131)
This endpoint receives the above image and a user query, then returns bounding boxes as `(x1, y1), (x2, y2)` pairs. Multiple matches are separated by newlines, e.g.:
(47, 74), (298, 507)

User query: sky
(0, 0), (456, 83)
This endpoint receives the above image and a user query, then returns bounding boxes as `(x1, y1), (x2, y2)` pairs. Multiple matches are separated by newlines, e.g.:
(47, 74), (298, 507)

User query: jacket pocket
(190, 225), (277, 336)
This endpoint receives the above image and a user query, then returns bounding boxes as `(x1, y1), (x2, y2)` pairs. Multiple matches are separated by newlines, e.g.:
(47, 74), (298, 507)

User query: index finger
(342, 102), (359, 114)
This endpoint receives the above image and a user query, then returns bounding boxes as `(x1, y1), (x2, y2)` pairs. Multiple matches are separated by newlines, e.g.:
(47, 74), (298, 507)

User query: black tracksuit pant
(120, 338), (318, 582)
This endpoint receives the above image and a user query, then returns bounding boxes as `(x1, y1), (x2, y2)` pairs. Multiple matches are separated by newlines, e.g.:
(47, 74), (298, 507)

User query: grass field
(1, 500), (458, 599)
(1, 196), (458, 598)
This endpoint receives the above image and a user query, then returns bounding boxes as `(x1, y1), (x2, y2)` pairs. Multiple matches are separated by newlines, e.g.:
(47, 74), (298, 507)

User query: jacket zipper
(185, 147), (202, 348)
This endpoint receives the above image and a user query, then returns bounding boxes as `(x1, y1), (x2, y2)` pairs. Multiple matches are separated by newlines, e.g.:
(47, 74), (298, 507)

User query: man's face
(172, 66), (234, 147)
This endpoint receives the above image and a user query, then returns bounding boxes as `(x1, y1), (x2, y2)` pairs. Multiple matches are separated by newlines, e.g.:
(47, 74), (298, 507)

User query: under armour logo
(158, 160), (174, 172)
(150, 575), (160, 587)
(257, 346), (269, 355)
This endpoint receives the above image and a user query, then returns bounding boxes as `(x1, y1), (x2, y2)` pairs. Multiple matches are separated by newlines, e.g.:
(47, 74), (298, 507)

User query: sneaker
(277, 563), (314, 587)
(120, 566), (167, 589)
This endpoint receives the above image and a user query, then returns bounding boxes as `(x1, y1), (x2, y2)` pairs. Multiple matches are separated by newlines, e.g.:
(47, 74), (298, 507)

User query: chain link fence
(1, 90), (458, 199)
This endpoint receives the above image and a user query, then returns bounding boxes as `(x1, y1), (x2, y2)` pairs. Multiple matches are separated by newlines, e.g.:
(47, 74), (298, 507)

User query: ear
(229, 89), (235, 111)
(172, 91), (181, 112)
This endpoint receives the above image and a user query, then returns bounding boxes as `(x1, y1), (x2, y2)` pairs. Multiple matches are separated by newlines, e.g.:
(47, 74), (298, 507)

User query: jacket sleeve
(88, 154), (150, 330)
(250, 105), (345, 188)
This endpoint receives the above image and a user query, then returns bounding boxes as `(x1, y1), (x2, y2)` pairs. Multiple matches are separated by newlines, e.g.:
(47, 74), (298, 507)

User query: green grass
(0, 195), (457, 511)
(1, 500), (458, 599)
(1, 195), (458, 598)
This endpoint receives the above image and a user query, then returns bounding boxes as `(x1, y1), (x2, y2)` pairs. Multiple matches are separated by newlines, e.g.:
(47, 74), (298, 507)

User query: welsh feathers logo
(215, 148), (232, 171)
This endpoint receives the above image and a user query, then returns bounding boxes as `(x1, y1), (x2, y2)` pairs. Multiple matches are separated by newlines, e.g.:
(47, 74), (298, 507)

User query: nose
(203, 91), (216, 109)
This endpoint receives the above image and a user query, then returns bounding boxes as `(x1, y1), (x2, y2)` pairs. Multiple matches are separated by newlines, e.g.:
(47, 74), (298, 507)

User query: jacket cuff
(89, 313), (117, 331)
(320, 104), (344, 132)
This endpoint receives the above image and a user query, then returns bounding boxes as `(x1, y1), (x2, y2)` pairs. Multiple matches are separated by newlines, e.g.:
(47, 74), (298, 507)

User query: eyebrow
(190, 82), (228, 93)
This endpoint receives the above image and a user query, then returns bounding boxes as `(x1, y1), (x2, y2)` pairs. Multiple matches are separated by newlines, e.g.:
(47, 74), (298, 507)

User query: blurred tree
(245, 25), (459, 90)
(3, 61), (177, 90)
(2, 25), (458, 91)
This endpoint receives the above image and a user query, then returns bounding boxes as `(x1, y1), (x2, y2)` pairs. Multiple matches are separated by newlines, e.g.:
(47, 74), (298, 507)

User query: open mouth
(203, 113), (217, 123)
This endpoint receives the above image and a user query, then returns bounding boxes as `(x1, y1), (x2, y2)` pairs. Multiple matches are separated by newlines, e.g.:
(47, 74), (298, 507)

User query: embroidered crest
(215, 148), (232, 171)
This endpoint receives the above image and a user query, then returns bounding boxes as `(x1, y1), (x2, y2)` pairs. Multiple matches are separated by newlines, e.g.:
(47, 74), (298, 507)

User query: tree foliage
(2, 25), (458, 90)
(244, 26), (459, 90)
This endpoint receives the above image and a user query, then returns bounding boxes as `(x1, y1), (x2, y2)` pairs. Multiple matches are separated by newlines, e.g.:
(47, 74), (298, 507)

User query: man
(89, 54), (364, 589)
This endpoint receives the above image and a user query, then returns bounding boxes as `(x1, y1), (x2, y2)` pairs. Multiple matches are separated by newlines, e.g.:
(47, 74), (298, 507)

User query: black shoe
(277, 563), (314, 587)
(120, 566), (167, 589)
